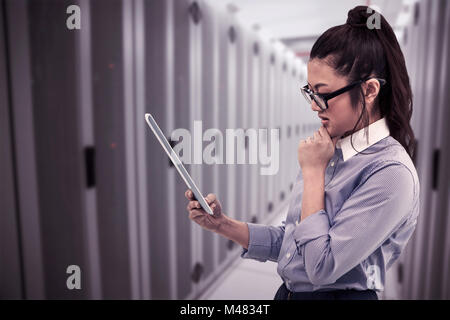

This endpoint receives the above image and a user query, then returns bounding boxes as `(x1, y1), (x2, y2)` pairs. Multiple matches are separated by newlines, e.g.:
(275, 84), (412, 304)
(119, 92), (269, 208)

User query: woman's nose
(310, 99), (322, 112)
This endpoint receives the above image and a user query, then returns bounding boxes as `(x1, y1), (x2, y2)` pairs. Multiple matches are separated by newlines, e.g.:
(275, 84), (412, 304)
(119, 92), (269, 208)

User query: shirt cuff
(293, 209), (331, 246)
(240, 223), (273, 262)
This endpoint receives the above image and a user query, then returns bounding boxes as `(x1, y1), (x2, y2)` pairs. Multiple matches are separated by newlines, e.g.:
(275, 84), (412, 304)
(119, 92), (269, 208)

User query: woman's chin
(323, 124), (333, 136)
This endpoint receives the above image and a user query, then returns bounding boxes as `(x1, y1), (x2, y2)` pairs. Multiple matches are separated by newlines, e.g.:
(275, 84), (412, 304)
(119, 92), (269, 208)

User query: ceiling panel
(208, 0), (406, 55)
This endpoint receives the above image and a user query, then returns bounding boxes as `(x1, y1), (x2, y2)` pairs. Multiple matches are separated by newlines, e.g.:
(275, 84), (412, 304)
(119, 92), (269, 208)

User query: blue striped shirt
(241, 117), (420, 293)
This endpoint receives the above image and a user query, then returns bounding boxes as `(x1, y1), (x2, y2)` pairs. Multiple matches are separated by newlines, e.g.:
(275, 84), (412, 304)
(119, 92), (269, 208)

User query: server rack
(265, 43), (278, 219)
(400, 0), (450, 300)
(197, 0), (220, 294)
(244, 28), (259, 227)
(143, 0), (176, 300)
(0, 0), (23, 299)
(257, 36), (272, 223)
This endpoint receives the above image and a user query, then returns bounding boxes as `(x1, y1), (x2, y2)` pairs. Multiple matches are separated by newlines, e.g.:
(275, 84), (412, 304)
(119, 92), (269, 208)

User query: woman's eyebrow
(308, 82), (329, 90)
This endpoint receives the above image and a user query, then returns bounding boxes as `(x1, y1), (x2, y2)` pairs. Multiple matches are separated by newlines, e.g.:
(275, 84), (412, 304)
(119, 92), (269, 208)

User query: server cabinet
(280, 52), (294, 203)
(405, 0), (450, 300)
(253, 31), (264, 224)
(241, 29), (251, 225)
(243, 30), (259, 226)
(197, 0), (220, 291)
(221, 5), (238, 242)
(90, 0), (139, 299)
(234, 19), (249, 224)
(272, 42), (286, 214)
(294, 59), (305, 183)
(143, 0), (177, 299)
(172, 0), (203, 299)
(270, 44), (280, 214)
(265, 44), (277, 219)
(401, 0), (446, 300)
(76, 0), (103, 299)
(28, 0), (88, 299)
(443, 184), (450, 299)
(0, 0), (23, 299)
(287, 58), (301, 197)
(277, 49), (286, 211)
(215, 5), (233, 266)
(4, 0), (93, 299)
(195, 0), (245, 297)
(257, 37), (272, 223)
(420, 0), (450, 300)
(3, 0), (45, 299)
(403, 0), (433, 299)
(280, 44), (291, 213)
(144, 0), (215, 300)
(384, 0), (450, 300)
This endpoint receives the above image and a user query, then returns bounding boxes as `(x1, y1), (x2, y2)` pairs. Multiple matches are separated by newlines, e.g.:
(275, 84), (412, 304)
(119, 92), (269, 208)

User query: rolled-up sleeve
(293, 162), (416, 286)
(241, 222), (285, 262)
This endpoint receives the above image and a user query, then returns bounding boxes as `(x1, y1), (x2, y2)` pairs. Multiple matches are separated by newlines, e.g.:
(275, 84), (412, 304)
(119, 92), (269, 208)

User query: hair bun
(346, 6), (372, 28)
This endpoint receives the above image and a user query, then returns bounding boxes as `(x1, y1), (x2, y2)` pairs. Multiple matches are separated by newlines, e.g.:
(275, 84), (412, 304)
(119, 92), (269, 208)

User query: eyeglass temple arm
(322, 78), (387, 100)
(321, 80), (363, 100)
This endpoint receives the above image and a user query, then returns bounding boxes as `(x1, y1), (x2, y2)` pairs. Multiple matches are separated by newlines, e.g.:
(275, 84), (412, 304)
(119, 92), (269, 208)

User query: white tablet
(145, 113), (214, 215)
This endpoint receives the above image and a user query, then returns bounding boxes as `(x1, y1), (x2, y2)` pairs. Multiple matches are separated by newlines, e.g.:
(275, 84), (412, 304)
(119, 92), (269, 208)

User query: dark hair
(309, 6), (416, 159)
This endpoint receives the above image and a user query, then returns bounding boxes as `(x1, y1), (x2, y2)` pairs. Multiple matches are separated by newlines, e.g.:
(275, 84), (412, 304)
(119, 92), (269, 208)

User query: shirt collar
(335, 117), (390, 162)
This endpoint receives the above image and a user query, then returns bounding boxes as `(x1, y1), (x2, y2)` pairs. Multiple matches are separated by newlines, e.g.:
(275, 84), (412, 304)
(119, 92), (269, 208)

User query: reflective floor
(200, 209), (286, 300)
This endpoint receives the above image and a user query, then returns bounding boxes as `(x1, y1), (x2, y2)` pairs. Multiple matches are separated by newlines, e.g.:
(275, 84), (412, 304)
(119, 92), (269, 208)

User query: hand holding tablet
(185, 190), (225, 233)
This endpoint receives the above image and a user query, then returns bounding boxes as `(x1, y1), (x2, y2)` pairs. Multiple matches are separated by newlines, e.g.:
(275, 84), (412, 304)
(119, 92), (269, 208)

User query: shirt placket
(325, 152), (340, 186)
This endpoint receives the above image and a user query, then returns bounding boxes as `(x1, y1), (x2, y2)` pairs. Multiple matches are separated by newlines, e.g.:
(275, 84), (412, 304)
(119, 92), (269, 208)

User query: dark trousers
(274, 283), (378, 300)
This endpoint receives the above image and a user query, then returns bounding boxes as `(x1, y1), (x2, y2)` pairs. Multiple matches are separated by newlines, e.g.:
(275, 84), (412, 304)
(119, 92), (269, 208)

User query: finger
(316, 127), (323, 137)
(205, 193), (216, 205)
(319, 126), (330, 140)
(185, 189), (194, 200)
(313, 131), (321, 141)
(189, 209), (205, 220)
(210, 202), (219, 213)
(187, 201), (201, 210)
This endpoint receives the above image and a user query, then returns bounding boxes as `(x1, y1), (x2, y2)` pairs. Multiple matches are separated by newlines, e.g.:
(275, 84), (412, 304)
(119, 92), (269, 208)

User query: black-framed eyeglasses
(300, 78), (387, 111)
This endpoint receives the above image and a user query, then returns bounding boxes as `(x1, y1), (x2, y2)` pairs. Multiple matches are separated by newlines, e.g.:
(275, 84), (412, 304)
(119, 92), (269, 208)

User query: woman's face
(307, 58), (362, 139)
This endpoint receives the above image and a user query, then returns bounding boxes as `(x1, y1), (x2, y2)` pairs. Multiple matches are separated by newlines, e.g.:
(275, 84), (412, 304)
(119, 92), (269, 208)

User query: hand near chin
(298, 126), (339, 173)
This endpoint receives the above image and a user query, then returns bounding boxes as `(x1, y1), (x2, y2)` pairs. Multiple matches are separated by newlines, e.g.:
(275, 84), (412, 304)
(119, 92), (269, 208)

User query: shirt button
(295, 220), (299, 226)
(286, 253), (291, 259)
(330, 161), (335, 167)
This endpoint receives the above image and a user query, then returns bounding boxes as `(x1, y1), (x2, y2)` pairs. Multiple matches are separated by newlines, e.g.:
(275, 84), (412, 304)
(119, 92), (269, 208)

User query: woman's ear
(363, 78), (381, 106)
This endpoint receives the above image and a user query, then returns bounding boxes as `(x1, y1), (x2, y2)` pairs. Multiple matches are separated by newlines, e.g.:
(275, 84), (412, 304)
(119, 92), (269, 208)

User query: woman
(185, 6), (420, 300)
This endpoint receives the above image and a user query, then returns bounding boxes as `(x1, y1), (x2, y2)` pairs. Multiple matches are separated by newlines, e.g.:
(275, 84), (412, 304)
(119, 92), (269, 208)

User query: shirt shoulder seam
(361, 159), (417, 200)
